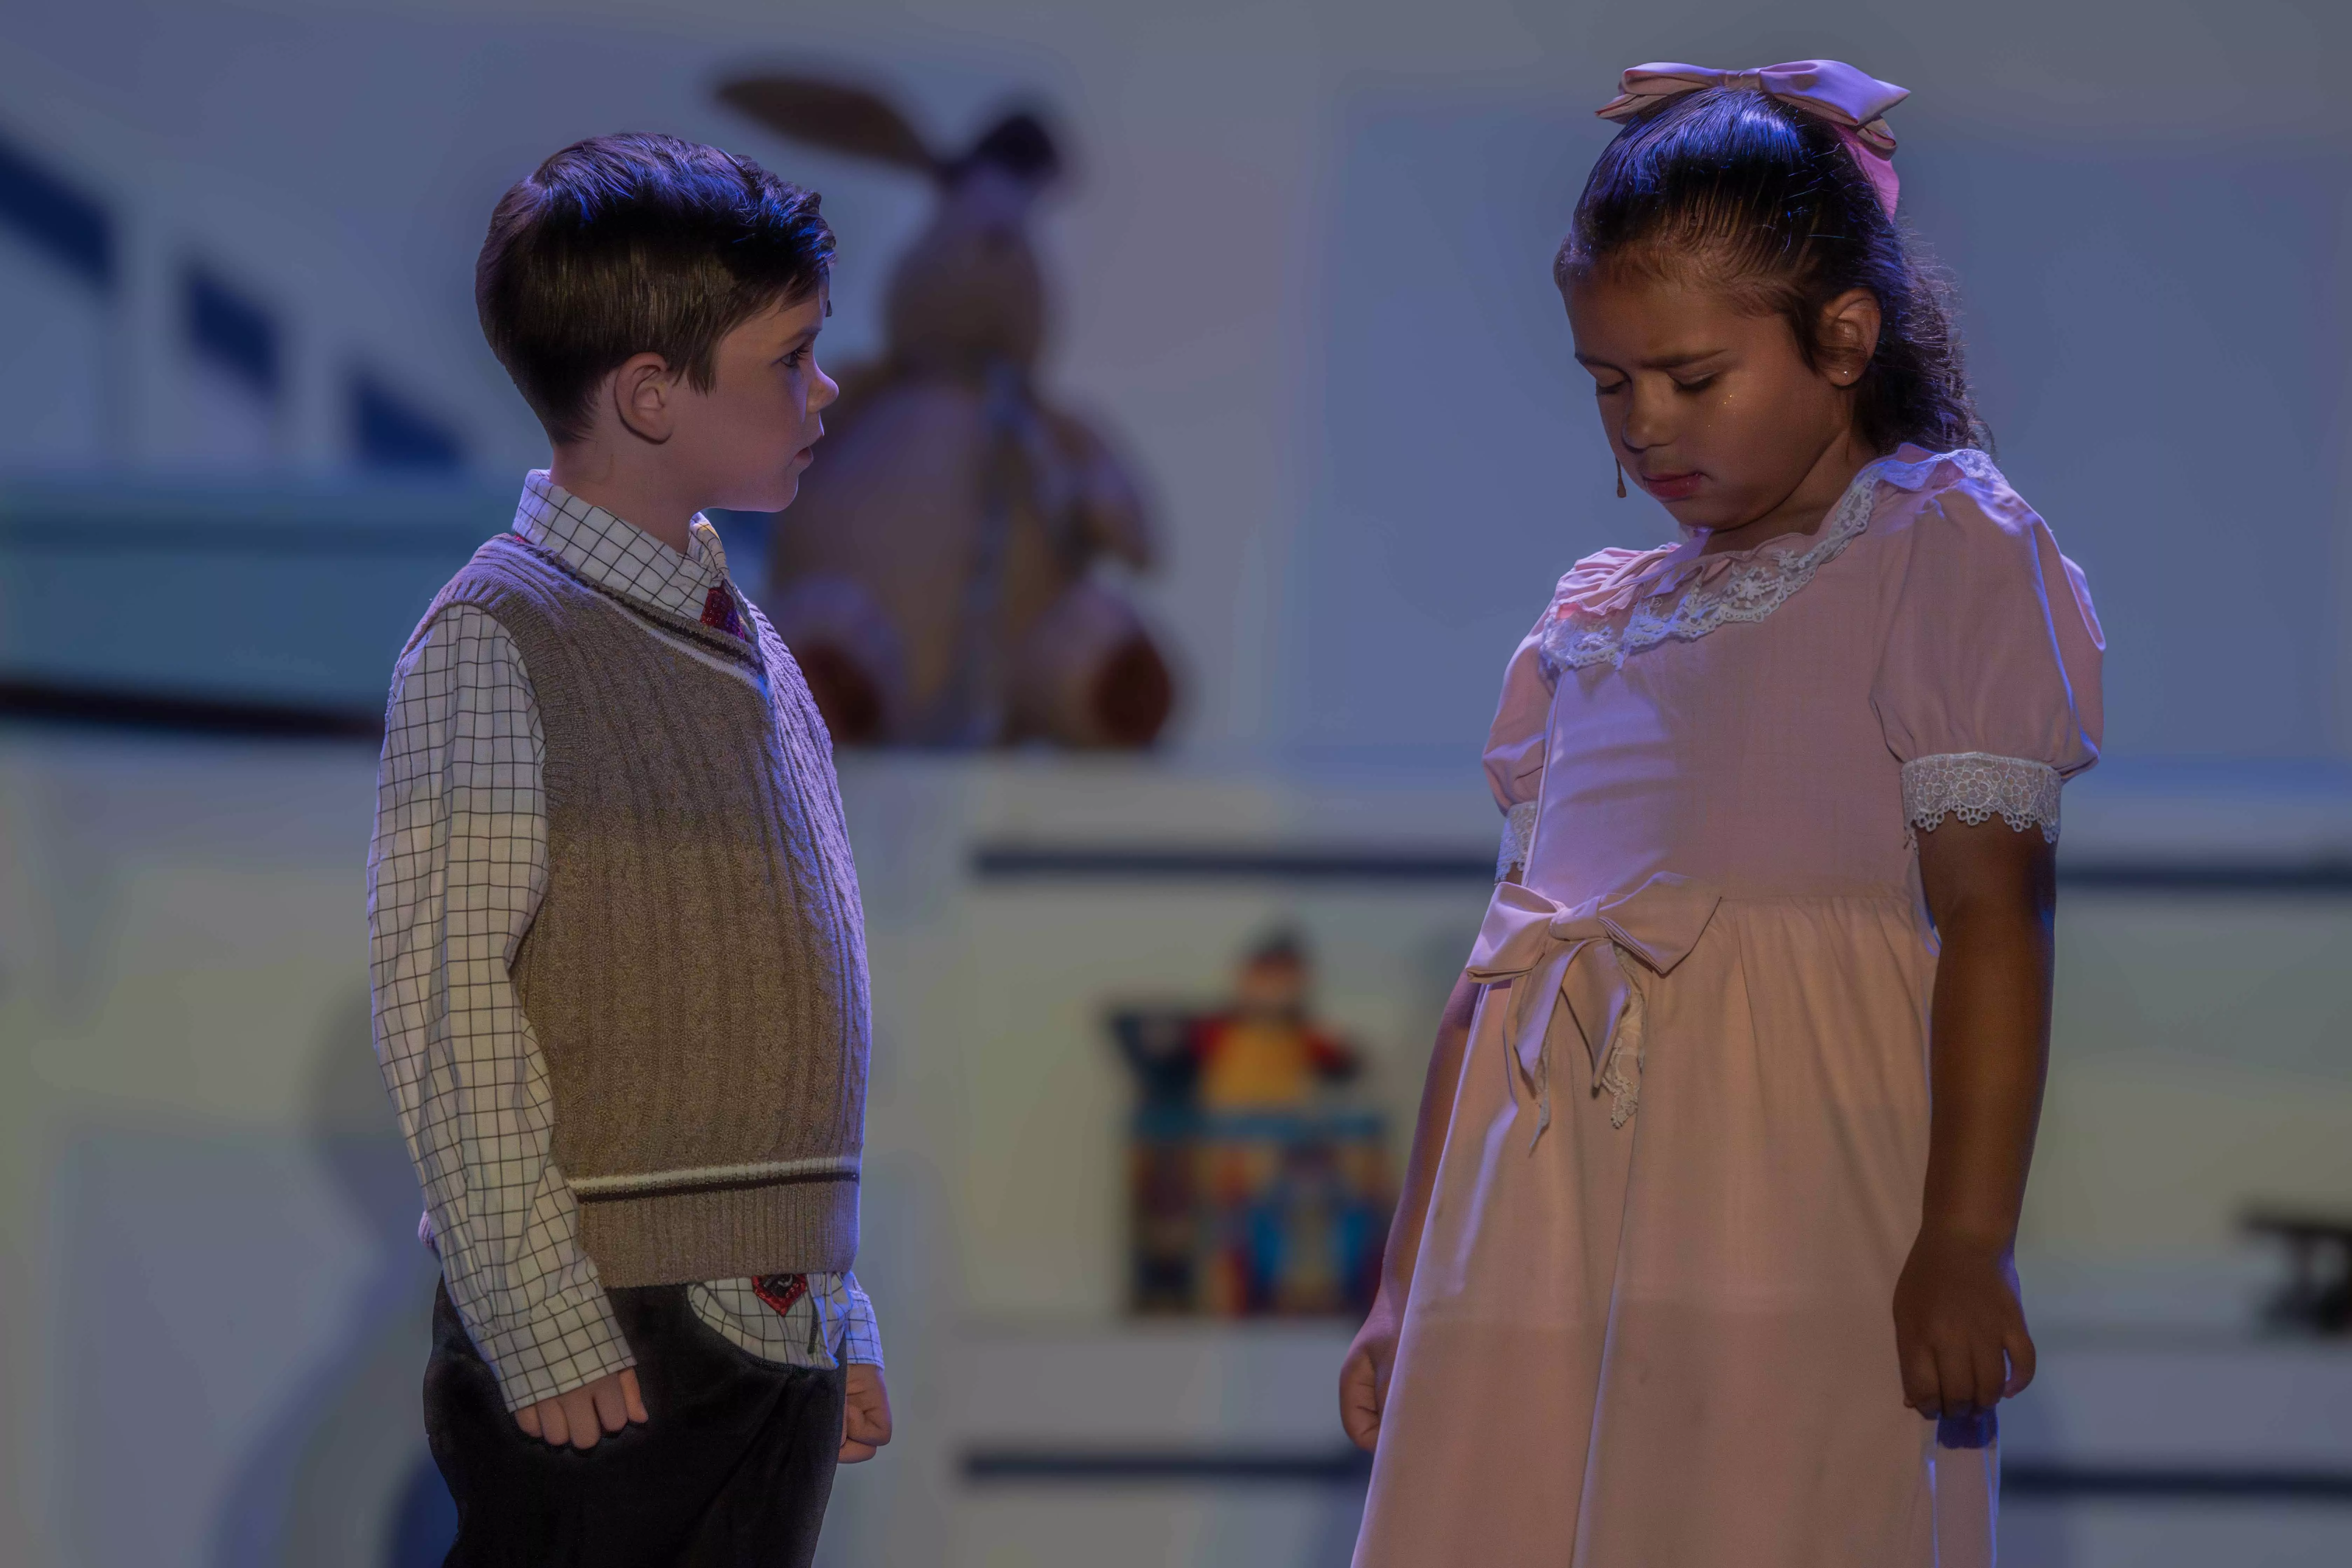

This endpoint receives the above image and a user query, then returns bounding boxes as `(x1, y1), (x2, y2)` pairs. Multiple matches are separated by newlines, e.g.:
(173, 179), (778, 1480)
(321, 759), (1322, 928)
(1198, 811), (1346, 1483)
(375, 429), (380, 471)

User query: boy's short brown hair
(477, 132), (835, 442)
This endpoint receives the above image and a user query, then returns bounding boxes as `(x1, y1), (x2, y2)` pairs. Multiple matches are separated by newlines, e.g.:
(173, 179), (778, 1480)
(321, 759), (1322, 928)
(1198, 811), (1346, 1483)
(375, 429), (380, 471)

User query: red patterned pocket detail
(752, 1273), (809, 1317)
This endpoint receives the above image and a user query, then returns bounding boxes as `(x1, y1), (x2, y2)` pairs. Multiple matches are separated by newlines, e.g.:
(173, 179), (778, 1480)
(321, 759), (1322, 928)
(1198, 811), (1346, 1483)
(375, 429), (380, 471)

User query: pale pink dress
(1354, 448), (2104, 1567)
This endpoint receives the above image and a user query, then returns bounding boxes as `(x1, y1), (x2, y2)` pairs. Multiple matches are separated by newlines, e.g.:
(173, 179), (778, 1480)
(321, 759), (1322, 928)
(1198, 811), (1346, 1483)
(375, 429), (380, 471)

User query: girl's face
(1562, 268), (1879, 538)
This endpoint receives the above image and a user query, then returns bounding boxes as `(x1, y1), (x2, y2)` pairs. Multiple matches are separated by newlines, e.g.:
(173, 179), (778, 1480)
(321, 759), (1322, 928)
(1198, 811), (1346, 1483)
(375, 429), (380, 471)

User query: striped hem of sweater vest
(579, 1170), (861, 1290)
(569, 1155), (861, 1199)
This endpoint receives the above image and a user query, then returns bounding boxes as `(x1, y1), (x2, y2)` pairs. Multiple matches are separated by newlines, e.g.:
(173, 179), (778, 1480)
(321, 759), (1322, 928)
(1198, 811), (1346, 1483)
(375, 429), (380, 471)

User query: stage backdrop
(2, 2), (2350, 1566)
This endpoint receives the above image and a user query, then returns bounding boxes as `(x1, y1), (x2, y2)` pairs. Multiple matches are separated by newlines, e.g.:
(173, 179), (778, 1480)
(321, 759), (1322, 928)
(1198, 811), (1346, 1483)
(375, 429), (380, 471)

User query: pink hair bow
(1597, 60), (1909, 216)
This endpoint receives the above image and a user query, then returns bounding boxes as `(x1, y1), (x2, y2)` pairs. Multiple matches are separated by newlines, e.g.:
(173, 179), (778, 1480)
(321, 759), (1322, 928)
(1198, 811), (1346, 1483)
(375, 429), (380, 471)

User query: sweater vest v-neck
(406, 534), (869, 1286)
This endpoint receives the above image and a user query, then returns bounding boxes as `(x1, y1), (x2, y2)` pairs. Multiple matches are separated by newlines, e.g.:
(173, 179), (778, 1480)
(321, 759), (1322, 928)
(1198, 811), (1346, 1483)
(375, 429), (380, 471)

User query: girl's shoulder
(1866, 446), (2040, 544)
(1870, 445), (2102, 647)
(1524, 543), (1691, 677)
(1548, 543), (1688, 615)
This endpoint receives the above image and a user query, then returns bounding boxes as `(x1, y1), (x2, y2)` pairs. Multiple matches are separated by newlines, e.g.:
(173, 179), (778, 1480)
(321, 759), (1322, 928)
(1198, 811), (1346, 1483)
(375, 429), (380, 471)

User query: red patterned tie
(701, 585), (747, 641)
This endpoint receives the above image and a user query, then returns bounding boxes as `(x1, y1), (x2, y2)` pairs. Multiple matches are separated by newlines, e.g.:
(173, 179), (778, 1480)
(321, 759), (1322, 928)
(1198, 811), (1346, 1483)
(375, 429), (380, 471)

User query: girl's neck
(1696, 428), (1880, 558)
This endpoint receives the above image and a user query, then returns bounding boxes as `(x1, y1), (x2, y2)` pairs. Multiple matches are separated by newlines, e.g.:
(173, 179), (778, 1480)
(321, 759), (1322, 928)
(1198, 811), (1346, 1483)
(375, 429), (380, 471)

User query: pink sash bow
(1465, 873), (1721, 1147)
(1596, 59), (1909, 216)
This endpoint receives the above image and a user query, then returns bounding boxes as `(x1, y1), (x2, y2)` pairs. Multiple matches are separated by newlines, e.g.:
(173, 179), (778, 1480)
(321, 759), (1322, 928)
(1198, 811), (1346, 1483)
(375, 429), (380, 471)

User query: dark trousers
(425, 1280), (844, 1568)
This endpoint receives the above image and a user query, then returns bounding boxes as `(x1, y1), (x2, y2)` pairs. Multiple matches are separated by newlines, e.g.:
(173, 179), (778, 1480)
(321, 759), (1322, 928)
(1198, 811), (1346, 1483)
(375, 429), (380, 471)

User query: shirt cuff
(466, 1277), (637, 1412)
(838, 1271), (885, 1369)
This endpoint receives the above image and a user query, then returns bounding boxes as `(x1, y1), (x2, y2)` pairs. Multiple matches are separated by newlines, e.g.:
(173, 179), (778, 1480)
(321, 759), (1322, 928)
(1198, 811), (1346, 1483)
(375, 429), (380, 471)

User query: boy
(367, 133), (889, 1566)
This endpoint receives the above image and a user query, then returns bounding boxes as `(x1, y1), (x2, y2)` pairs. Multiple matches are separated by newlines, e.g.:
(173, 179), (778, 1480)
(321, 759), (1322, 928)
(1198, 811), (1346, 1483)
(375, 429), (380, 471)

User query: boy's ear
(1819, 288), (1883, 387)
(610, 352), (677, 445)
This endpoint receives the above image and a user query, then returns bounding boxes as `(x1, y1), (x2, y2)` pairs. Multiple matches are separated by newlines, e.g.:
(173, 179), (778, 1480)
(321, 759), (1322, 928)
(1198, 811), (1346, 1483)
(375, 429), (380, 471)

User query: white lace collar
(1539, 447), (1997, 675)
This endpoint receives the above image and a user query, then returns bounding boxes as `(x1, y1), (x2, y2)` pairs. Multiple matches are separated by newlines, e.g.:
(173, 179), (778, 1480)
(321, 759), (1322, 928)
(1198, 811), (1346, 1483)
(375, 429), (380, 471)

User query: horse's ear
(715, 76), (941, 176)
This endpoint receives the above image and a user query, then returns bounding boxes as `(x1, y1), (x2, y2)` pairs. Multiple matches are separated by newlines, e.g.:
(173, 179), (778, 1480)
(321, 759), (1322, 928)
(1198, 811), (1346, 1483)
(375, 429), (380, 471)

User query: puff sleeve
(1483, 597), (1559, 879)
(1871, 476), (2104, 847)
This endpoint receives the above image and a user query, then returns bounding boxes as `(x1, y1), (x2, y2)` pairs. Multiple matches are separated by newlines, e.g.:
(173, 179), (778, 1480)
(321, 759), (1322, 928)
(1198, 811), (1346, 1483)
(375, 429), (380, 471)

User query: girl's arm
(1339, 970), (1481, 1451)
(1897, 816), (2056, 1423)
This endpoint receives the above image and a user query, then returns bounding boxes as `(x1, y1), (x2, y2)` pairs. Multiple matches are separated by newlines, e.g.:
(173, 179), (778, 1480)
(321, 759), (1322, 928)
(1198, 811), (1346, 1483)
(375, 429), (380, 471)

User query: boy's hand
(840, 1362), (893, 1462)
(1893, 1234), (2036, 1421)
(1338, 1289), (1402, 1452)
(514, 1368), (648, 1450)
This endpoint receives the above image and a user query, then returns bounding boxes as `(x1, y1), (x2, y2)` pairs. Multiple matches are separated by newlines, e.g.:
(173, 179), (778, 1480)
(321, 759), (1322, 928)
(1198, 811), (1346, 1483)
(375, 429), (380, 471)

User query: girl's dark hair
(1557, 88), (1985, 456)
(477, 132), (835, 442)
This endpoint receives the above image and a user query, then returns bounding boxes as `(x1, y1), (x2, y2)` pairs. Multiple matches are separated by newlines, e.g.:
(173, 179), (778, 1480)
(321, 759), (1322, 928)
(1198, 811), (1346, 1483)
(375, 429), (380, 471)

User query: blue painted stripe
(0, 132), (113, 288)
(2004, 1463), (2352, 1501)
(971, 844), (2352, 895)
(352, 372), (465, 470)
(183, 264), (282, 399)
(974, 845), (1498, 883)
(964, 1447), (1371, 1485)
(0, 680), (380, 740)
(958, 1446), (2352, 1502)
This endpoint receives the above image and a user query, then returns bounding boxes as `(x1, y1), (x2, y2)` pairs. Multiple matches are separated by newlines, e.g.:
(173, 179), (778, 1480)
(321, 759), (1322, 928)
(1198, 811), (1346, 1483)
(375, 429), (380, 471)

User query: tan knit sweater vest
(411, 534), (869, 1287)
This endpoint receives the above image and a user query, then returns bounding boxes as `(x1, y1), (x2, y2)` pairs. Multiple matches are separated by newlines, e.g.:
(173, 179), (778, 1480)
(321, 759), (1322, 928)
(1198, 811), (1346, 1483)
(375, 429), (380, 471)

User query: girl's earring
(1615, 460), (1628, 500)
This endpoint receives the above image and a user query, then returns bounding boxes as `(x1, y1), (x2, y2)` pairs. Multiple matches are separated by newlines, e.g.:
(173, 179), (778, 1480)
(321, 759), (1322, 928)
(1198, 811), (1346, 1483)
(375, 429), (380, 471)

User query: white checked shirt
(367, 471), (881, 1412)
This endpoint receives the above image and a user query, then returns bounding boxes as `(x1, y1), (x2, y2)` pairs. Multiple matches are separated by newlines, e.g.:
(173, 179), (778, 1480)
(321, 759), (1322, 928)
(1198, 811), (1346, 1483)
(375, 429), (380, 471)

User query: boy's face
(670, 287), (838, 513)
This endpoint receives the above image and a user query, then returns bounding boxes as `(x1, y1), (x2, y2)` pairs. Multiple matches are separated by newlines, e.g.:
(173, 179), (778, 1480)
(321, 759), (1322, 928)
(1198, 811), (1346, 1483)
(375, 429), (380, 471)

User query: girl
(1339, 61), (2103, 1566)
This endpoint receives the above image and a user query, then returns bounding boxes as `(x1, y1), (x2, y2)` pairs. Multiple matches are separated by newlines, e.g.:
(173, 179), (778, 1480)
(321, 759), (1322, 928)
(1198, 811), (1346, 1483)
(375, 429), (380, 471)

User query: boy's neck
(547, 447), (701, 558)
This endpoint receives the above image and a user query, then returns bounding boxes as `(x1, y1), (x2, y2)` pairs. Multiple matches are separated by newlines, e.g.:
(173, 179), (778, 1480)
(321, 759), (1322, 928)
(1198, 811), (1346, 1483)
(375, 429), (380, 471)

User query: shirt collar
(511, 469), (734, 623)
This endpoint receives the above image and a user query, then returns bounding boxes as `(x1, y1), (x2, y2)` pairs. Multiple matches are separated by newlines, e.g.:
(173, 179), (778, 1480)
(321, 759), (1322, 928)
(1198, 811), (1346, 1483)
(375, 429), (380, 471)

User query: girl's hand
(1892, 1234), (2036, 1420)
(1339, 1288), (1402, 1452)
(840, 1362), (893, 1462)
(1339, 972), (1478, 1456)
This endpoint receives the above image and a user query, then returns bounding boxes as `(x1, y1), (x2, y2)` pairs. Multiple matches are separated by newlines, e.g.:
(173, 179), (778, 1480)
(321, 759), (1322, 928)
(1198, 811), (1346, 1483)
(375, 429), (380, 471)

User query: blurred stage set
(3, 3), (2351, 1566)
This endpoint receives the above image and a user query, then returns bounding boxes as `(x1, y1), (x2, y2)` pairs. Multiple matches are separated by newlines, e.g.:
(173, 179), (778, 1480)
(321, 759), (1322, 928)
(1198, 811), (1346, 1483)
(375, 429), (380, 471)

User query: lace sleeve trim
(1901, 752), (2063, 848)
(1498, 800), (1539, 881)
